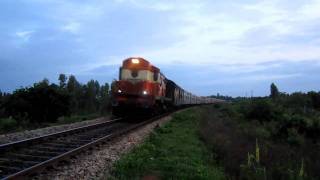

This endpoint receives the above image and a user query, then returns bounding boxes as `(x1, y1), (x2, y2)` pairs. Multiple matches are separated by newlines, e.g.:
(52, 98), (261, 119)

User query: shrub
(308, 91), (320, 110)
(3, 82), (70, 123)
(245, 99), (279, 123)
(0, 117), (18, 132)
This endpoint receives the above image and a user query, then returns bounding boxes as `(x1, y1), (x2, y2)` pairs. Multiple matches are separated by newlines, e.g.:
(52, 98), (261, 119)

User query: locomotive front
(111, 57), (164, 116)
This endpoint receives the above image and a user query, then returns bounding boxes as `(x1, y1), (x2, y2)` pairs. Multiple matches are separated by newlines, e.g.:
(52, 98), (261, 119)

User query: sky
(1, 0), (320, 96)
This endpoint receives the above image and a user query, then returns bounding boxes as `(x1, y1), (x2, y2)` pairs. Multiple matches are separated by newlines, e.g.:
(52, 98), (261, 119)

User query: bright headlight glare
(118, 89), (122, 93)
(131, 58), (140, 64)
(143, 90), (147, 95)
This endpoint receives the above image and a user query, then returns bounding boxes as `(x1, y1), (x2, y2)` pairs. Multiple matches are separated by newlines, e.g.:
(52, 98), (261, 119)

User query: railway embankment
(199, 102), (319, 179)
(108, 107), (226, 179)
(33, 112), (174, 179)
(109, 102), (320, 179)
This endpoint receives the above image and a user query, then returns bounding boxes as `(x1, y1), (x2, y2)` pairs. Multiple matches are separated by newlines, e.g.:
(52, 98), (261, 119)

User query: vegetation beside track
(0, 74), (111, 134)
(199, 97), (319, 179)
(110, 108), (225, 179)
(0, 113), (103, 134)
(111, 84), (320, 179)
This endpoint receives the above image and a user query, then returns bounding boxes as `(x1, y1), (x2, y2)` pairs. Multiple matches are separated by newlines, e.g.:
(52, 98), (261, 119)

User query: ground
(109, 107), (225, 179)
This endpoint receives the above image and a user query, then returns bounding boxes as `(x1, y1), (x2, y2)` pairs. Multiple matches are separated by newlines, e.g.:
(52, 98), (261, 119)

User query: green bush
(244, 99), (281, 123)
(3, 82), (70, 123)
(0, 117), (18, 132)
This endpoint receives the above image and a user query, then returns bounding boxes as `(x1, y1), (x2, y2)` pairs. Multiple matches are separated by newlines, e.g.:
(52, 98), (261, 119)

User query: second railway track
(0, 113), (170, 179)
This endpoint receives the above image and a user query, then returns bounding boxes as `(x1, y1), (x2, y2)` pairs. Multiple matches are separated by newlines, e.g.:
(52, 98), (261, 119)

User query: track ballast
(0, 114), (169, 179)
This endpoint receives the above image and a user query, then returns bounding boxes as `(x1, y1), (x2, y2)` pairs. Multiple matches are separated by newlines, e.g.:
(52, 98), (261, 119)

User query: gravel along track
(0, 119), (127, 179)
(33, 115), (174, 180)
(0, 116), (110, 145)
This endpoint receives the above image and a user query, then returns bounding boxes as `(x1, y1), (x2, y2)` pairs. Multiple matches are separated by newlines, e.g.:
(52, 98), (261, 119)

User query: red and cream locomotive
(111, 57), (218, 116)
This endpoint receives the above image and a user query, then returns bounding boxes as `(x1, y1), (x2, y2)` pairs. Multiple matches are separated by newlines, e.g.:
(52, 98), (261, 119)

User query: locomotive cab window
(131, 70), (138, 78)
(120, 68), (154, 82)
(153, 72), (159, 81)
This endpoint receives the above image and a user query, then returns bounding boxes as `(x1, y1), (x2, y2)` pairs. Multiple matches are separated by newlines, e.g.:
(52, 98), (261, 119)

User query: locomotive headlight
(118, 89), (122, 93)
(142, 90), (148, 95)
(131, 58), (140, 64)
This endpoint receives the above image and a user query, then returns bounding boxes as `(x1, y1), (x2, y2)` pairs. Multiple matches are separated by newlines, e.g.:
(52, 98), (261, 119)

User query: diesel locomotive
(111, 57), (217, 117)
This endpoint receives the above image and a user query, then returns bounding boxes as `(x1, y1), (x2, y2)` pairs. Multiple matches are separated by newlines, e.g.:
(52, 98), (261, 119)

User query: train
(111, 57), (219, 117)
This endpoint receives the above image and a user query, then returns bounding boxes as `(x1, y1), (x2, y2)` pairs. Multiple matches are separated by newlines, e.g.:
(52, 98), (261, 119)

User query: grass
(0, 117), (18, 134)
(110, 108), (225, 180)
(55, 113), (102, 125)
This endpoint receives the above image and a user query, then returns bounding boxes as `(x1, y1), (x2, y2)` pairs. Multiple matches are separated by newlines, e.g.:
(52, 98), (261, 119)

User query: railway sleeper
(0, 165), (21, 175)
(6, 153), (50, 162)
(21, 150), (61, 157)
(72, 136), (98, 142)
(42, 143), (79, 149)
(35, 146), (72, 152)
(51, 140), (83, 147)
(0, 160), (38, 170)
(0, 158), (38, 168)
(67, 139), (92, 144)
(55, 142), (86, 148)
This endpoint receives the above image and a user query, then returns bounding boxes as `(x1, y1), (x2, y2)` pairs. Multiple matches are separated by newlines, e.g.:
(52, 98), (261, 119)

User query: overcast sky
(1, 0), (320, 96)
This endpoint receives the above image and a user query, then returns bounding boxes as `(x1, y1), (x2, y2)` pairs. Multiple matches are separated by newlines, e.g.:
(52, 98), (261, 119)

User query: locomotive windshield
(120, 68), (159, 82)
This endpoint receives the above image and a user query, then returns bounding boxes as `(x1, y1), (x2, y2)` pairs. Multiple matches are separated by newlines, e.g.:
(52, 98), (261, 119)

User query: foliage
(0, 74), (111, 133)
(210, 94), (233, 101)
(111, 109), (225, 179)
(199, 94), (320, 179)
(3, 79), (70, 123)
(270, 82), (280, 99)
(0, 117), (18, 133)
(240, 139), (267, 180)
(58, 73), (67, 88)
(245, 99), (280, 122)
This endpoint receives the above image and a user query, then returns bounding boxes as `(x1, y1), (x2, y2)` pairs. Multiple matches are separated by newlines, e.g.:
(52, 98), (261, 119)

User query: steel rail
(0, 118), (122, 153)
(0, 113), (170, 179)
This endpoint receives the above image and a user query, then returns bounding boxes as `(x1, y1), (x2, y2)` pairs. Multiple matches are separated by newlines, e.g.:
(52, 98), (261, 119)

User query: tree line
(0, 74), (111, 127)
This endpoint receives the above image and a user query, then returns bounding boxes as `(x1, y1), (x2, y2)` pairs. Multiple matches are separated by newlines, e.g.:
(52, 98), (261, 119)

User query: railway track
(0, 114), (169, 179)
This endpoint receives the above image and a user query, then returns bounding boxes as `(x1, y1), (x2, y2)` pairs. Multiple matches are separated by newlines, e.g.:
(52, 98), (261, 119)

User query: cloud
(61, 22), (81, 34)
(1, 0), (320, 96)
(109, 0), (320, 67)
(14, 30), (34, 41)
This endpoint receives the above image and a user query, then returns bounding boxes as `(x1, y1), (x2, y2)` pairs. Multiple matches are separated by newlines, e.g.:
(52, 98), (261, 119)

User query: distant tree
(38, 78), (49, 86)
(67, 75), (80, 93)
(58, 74), (67, 89)
(67, 75), (81, 113)
(111, 79), (117, 92)
(100, 83), (110, 114)
(94, 80), (100, 98)
(85, 80), (99, 113)
(308, 91), (320, 110)
(270, 83), (279, 99)
(0, 90), (4, 118)
(283, 92), (311, 113)
(100, 83), (109, 98)
(210, 94), (233, 101)
(4, 81), (70, 123)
